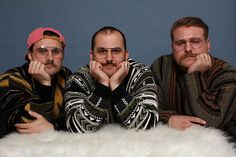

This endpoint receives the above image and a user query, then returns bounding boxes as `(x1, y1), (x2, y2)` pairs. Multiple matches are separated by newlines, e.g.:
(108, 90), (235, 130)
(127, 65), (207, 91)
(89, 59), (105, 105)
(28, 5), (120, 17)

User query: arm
(0, 68), (54, 136)
(64, 67), (110, 133)
(111, 63), (159, 130)
(184, 59), (236, 128)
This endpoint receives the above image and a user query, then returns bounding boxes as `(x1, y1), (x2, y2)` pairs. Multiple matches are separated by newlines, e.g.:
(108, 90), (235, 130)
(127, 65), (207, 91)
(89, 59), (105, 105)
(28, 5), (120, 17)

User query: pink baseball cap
(27, 27), (66, 49)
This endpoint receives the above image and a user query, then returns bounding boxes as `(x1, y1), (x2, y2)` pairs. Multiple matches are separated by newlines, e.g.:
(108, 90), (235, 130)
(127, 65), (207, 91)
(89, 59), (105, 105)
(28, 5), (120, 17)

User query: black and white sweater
(64, 59), (159, 133)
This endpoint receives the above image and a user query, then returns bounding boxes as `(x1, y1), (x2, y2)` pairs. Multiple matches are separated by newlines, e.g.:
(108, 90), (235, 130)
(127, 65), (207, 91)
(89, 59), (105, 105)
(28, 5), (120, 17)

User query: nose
(46, 51), (54, 61)
(184, 41), (192, 53)
(105, 51), (113, 61)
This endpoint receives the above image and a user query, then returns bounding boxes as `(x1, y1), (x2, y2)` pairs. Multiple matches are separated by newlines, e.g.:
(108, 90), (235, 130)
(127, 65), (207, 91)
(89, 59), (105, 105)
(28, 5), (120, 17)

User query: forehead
(173, 26), (205, 40)
(33, 38), (63, 48)
(94, 31), (124, 48)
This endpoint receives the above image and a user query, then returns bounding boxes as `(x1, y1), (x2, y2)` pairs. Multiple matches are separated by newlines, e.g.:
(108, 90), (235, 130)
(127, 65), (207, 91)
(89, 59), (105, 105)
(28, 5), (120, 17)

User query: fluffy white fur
(0, 124), (235, 157)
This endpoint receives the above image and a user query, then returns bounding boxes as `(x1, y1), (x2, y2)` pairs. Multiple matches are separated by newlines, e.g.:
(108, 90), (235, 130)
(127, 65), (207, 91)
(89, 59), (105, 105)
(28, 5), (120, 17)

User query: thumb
(28, 110), (42, 119)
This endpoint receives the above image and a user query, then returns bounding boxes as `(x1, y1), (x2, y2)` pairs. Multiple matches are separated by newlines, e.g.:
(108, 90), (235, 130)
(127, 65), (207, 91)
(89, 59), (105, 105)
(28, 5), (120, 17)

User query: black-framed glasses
(33, 46), (64, 59)
(94, 47), (126, 59)
(173, 37), (207, 52)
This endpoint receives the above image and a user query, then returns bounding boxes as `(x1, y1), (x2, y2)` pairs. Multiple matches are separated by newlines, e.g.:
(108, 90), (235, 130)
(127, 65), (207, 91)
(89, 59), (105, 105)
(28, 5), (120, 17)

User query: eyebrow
(174, 37), (204, 42)
(96, 47), (122, 49)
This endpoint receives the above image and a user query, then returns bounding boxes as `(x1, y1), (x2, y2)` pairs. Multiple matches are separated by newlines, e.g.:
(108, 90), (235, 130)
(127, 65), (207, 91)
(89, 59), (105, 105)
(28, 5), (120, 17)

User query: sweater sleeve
(64, 68), (110, 133)
(0, 70), (53, 136)
(111, 62), (159, 130)
(184, 64), (236, 128)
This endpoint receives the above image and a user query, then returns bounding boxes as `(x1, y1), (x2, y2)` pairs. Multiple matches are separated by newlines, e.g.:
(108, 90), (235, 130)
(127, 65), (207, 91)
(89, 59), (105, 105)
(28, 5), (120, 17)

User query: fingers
(90, 61), (102, 73)
(169, 115), (206, 130)
(197, 54), (212, 67)
(28, 110), (43, 119)
(15, 123), (33, 134)
(189, 116), (206, 125)
(28, 61), (45, 75)
(28, 61), (51, 85)
(15, 112), (54, 134)
(119, 61), (130, 73)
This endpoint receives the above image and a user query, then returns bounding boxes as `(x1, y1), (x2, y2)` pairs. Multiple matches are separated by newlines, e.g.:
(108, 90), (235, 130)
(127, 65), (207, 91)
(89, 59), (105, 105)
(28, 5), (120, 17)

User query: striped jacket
(64, 59), (159, 133)
(0, 63), (71, 137)
(151, 54), (236, 136)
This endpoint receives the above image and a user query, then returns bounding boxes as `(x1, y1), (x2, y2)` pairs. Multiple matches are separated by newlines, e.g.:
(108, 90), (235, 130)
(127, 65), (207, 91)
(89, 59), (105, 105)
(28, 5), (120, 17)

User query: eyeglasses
(94, 47), (126, 59)
(173, 38), (207, 52)
(33, 46), (64, 59)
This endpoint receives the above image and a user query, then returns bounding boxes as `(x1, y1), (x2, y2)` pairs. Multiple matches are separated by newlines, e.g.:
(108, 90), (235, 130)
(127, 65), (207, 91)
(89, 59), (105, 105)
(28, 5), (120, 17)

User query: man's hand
(90, 61), (109, 86)
(15, 111), (54, 134)
(110, 61), (130, 91)
(188, 54), (212, 73)
(168, 115), (206, 130)
(28, 61), (51, 86)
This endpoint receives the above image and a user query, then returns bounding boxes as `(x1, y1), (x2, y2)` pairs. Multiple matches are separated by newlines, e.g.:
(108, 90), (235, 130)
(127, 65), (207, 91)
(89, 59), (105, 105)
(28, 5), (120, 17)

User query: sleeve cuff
(111, 85), (132, 113)
(93, 82), (110, 100)
(35, 82), (52, 101)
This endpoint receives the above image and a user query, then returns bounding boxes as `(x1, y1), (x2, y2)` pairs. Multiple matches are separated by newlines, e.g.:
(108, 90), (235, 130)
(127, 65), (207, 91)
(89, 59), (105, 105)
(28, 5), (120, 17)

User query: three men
(0, 27), (71, 137)
(64, 26), (159, 133)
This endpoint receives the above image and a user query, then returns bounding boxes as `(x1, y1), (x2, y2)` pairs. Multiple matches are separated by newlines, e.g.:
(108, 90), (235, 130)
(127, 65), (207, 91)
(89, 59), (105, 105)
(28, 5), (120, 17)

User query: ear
(207, 39), (211, 53)
(171, 43), (175, 53)
(90, 50), (94, 61)
(27, 52), (33, 61)
(125, 50), (129, 61)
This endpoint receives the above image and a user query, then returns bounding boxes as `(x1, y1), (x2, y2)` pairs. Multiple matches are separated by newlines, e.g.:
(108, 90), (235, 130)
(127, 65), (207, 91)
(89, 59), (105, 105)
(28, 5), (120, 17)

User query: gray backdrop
(0, 0), (235, 73)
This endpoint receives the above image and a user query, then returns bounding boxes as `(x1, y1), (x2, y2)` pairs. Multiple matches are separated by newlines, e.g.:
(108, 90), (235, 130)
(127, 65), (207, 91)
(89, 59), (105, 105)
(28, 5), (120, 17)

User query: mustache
(101, 61), (117, 66)
(180, 53), (197, 60)
(44, 61), (57, 67)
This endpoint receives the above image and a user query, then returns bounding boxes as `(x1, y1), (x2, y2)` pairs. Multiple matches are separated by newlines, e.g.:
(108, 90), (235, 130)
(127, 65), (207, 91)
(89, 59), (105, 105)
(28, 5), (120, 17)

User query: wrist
(110, 83), (119, 91)
(100, 80), (109, 87)
(40, 80), (51, 86)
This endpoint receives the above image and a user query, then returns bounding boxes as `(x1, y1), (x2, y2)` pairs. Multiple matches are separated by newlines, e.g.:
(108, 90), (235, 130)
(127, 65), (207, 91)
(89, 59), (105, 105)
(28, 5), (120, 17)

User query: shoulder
(129, 59), (148, 70)
(210, 56), (236, 76)
(211, 56), (235, 69)
(128, 59), (153, 78)
(59, 66), (72, 77)
(0, 64), (32, 90)
(1, 64), (28, 80)
(67, 65), (92, 82)
(151, 54), (173, 66)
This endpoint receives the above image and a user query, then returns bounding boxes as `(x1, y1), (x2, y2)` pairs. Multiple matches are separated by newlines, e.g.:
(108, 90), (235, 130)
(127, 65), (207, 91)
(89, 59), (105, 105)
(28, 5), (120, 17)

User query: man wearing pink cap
(0, 27), (71, 137)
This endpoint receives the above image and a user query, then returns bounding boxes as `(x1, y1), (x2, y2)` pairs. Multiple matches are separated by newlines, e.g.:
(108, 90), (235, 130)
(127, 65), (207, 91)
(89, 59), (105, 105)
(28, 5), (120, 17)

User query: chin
(104, 69), (117, 77)
(180, 60), (194, 68)
(103, 66), (118, 77)
(45, 68), (59, 76)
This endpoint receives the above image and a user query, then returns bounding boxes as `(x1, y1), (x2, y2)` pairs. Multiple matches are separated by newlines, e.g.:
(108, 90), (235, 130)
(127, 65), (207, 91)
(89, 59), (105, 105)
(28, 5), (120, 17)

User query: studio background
(0, 0), (235, 73)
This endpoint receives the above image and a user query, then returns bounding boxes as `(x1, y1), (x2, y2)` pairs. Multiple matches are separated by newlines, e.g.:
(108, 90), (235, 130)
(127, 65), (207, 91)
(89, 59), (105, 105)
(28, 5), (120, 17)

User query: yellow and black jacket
(0, 63), (71, 137)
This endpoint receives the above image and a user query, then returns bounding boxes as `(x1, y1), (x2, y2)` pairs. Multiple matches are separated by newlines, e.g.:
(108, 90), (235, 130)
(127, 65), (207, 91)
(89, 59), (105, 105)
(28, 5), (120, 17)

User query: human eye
(111, 48), (122, 54)
(97, 48), (107, 54)
(37, 48), (48, 54)
(190, 38), (202, 44)
(51, 48), (62, 55)
(191, 38), (202, 44)
(174, 40), (186, 46)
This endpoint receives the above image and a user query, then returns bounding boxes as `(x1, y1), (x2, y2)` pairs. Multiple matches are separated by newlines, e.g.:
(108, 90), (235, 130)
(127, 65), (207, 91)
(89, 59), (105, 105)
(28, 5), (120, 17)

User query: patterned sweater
(151, 54), (236, 136)
(0, 63), (71, 137)
(64, 59), (159, 133)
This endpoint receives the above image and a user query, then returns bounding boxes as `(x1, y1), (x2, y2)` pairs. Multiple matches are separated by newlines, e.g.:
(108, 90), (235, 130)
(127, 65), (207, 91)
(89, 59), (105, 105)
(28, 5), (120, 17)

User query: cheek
(54, 59), (63, 66)
(173, 53), (181, 63)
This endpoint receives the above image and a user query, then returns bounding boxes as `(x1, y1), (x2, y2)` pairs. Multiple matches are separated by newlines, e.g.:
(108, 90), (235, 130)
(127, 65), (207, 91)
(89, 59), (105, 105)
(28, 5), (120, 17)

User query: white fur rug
(0, 124), (235, 157)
